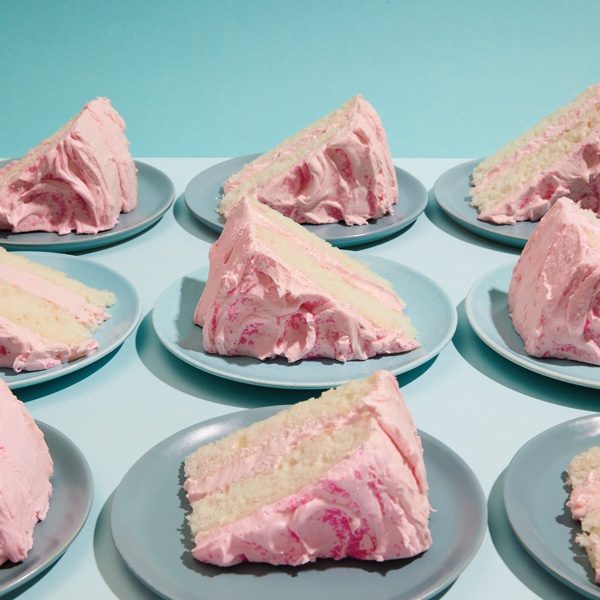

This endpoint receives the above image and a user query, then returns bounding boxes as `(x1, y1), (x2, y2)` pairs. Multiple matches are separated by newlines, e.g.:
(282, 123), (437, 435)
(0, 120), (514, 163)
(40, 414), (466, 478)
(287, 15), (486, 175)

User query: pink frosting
(0, 379), (53, 565)
(195, 199), (418, 363)
(472, 88), (600, 225)
(220, 96), (397, 226)
(568, 470), (600, 521)
(0, 316), (99, 372)
(186, 370), (431, 566)
(0, 262), (112, 372)
(508, 197), (600, 364)
(0, 97), (137, 235)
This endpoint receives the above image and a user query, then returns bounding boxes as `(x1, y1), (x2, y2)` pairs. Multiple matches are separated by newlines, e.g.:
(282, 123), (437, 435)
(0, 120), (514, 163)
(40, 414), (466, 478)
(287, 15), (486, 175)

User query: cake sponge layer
(195, 198), (418, 362)
(184, 370), (431, 566)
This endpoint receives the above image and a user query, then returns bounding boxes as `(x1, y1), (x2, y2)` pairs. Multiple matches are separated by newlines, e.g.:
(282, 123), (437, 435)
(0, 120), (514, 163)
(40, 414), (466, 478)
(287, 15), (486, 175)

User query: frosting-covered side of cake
(0, 379), (53, 565)
(184, 370), (431, 566)
(508, 197), (600, 364)
(218, 95), (398, 226)
(0, 247), (115, 372)
(567, 447), (600, 583)
(195, 198), (418, 363)
(470, 85), (600, 224)
(0, 97), (137, 235)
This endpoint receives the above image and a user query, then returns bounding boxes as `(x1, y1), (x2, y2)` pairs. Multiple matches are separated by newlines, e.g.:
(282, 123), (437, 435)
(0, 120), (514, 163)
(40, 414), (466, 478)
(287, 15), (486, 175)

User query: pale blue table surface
(1, 157), (597, 600)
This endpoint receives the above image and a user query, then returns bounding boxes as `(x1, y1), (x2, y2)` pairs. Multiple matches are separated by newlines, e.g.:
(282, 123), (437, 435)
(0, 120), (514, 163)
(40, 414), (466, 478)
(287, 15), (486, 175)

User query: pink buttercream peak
(219, 95), (397, 226)
(0, 97), (137, 235)
(508, 197), (600, 364)
(0, 379), (53, 565)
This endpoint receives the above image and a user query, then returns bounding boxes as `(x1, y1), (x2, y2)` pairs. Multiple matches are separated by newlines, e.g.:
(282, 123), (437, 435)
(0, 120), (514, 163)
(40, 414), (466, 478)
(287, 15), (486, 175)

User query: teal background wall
(1, 0), (599, 159)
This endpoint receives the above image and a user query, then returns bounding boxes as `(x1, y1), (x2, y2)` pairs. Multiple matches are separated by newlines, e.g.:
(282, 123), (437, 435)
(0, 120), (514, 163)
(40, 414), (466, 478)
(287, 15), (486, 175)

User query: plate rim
(0, 159), (175, 252)
(111, 405), (487, 600)
(433, 159), (536, 249)
(151, 254), (458, 389)
(1, 251), (142, 389)
(0, 420), (94, 596)
(183, 154), (428, 248)
(503, 413), (600, 598)
(465, 261), (600, 389)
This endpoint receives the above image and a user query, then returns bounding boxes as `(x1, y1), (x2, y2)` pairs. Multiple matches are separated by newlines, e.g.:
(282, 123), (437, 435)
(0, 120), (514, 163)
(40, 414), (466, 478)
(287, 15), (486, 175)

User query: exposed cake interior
(471, 85), (600, 214)
(184, 370), (430, 559)
(250, 200), (416, 336)
(219, 96), (362, 215)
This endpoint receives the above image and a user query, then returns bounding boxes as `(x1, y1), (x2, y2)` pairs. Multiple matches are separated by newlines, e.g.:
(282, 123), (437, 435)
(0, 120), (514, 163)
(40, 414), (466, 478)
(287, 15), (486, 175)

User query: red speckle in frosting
(0, 346), (6, 356)
(282, 162), (312, 195)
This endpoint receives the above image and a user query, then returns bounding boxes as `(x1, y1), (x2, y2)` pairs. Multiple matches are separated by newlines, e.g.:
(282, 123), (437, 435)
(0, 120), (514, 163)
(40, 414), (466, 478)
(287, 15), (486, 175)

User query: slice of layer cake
(508, 197), (600, 364)
(567, 447), (600, 583)
(218, 95), (398, 226)
(0, 247), (115, 372)
(0, 97), (137, 235)
(470, 84), (600, 224)
(195, 198), (418, 363)
(184, 370), (432, 566)
(0, 378), (53, 565)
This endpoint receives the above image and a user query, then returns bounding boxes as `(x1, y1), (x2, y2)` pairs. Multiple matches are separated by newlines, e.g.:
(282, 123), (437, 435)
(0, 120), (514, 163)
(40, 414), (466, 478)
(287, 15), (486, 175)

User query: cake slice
(0, 378), (53, 565)
(0, 247), (115, 372)
(567, 447), (600, 583)
(184, 370), (432, 566)
(470, 84), (600, 224)
(0, 97), (137, 235)
(508, 197), (600, 365)
(218, 95), (398, 226)
(195, 198), (418, 363)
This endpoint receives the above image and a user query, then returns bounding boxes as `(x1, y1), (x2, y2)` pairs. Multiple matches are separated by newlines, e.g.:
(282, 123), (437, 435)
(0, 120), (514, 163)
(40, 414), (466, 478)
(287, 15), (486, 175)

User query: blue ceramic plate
(504, 414), (600, 598)
(0, 421), (93, 597)
(111, 406), (487, 600)
(465, 262), (600, 389)
(152, 254), (457, 389)
(184, 154), (427, 248)
(0, 160), (175, 252)
(433, 159), (536, 248)
(1, 252), (141, 389)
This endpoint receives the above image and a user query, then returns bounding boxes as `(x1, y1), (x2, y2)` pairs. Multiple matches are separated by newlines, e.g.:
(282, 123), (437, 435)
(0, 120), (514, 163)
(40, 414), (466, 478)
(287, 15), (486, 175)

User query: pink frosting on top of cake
(508, 197), (600, 364)
(194, 199), (418, 363)
(186, 370), (431, 566)
(220, 96), (397, 226)
(0, 97), (137, 235)
(473, 87), (600, 225)
(0, 379), (53, 565)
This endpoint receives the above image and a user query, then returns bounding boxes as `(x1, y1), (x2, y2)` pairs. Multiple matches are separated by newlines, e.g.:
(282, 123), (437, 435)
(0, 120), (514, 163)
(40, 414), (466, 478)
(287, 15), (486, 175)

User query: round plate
(1, 252), (141, 389)
(183, 154), (428, 248)
(152, 254), (457, 389)
(465, 262), (600, 389)
(433, 159), (536, 248)
(0, 421), (94, 596)
(111, 406), (487, 600)
(0, 160), (175, 252)
(504, 414), (600, 598)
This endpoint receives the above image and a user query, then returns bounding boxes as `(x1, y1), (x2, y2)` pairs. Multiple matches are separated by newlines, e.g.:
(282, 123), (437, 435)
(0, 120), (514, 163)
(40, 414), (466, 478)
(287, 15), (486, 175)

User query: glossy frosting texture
(186, 370), (431, 566)
(0, 379), (53, 565)
(0, 97), (137, 235)
(195, 199), (418, 363)
(219, 95), (398, 226)
(508, 197), (600, 364)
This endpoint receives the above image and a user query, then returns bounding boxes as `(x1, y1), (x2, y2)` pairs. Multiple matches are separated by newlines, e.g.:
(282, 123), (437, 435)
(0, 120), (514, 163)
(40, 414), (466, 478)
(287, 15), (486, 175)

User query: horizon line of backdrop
(1, 0), (599, 160)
